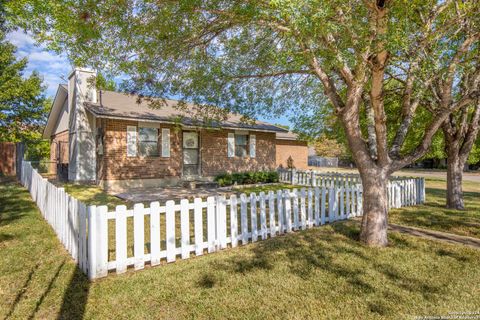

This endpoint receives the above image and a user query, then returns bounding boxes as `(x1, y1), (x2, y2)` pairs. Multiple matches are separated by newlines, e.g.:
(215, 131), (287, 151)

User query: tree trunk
(358, 167), (389, 247)
(446, 150), (465, 210)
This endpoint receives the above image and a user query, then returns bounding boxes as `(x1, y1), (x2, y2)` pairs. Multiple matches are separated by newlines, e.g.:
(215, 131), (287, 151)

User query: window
(138, 127), (158, 157)
(235, 134), (248, 157)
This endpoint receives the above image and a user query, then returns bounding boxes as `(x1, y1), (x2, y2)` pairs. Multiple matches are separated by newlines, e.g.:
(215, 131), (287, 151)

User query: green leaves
(6, 0), (479, 167)
(0, 31), (48, 155)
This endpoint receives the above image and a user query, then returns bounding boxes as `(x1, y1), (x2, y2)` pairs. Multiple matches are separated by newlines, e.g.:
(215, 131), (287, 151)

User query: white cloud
(6, 30), (71, 97)
(6, 30), (36, 47)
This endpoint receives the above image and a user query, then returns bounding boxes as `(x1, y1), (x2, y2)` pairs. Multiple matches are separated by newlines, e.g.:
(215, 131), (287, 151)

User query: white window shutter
(127, 126), (137, 157)
(250, 134), (256, 158)
(227, 133), (235, 157)
(161, 128), (171, 157)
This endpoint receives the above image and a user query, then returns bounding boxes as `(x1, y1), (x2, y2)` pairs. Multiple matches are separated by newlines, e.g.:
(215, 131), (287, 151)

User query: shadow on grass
(389, 188), (480, 238)
(0, 184), (31, 227)
(1, 181), (91, 319)
(60, 183), (129, 209)
(4, 263), (40, 319)
(57, 265), (90, 320)
(203, 221), (449, 317)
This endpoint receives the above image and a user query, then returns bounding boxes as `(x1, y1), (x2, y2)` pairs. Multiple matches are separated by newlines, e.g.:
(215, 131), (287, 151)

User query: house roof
(276, 131), (303, 140)
(43, 84), (68, 139)
(84, 90), (288, 133)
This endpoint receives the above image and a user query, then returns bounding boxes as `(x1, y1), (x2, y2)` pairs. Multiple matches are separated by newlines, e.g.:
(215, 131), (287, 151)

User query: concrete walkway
(388, 224), (480, 249)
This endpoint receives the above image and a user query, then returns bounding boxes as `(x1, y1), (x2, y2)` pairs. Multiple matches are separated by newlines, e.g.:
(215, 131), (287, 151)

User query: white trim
(250, 134), (256, 158)
(227, 133), (235, 158)
(127, 126), (137, 157)
(43, 85), (68, 139)
(161, 128), (171, 157)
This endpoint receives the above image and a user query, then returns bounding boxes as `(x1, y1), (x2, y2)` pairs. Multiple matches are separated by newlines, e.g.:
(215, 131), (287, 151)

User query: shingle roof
(84, 90), (288, 133)
(275, 131), (304, 141)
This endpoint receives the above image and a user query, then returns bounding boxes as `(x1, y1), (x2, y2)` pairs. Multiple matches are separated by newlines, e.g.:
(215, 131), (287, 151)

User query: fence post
(291, 168), (297, 185)
(311, 171), (316, 187)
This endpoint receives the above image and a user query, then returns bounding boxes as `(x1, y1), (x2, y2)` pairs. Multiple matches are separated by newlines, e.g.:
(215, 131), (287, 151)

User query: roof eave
(42, 84), (68, 139)
(85, 104), (287, 134)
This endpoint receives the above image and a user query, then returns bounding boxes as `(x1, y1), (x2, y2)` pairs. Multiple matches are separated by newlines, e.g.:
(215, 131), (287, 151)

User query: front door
(183, 131), (199, 177)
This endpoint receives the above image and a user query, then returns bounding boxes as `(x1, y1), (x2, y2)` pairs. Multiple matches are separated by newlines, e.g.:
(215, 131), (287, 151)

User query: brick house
(43, 69), (308, 191)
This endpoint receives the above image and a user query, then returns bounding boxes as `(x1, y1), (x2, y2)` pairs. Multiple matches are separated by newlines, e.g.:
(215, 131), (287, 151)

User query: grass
(59, 183), (132, 209)
(389, 179), (480, 239)
(2, 179), (480, 319)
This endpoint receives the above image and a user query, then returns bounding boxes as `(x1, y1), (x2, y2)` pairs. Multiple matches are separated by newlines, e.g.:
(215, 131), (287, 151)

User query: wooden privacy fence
(20, 161), (424, 280)
(278, 169), (425, 209)
(0, 142), (16, 176)
(20, 161), (89, 274)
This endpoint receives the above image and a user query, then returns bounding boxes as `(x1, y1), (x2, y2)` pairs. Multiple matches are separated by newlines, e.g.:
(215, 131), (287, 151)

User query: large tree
(0, 31), (48, 147)
(8, 0), (480, 246)
(442, 101), (480, 209)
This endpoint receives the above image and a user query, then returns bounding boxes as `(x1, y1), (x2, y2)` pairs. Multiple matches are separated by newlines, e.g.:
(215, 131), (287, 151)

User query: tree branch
(230, 70), (314, 79)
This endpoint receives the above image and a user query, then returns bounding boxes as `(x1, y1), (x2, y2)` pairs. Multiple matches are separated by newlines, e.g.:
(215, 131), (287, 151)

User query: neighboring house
(276, 131), (308, 169)
(44, 68), (308, 191)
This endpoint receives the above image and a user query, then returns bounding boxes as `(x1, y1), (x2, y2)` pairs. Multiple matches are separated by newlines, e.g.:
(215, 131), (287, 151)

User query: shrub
(214, 171), (279, 186)
(232, 172), (245, 184)
(214, 173), (233, 186)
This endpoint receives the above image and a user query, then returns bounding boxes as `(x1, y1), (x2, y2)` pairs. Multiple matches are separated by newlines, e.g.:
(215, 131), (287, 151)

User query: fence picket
(268, 191), (276, 236)
(250, 193), (258, 242)
(230, 195), (238, 247)
(321, 188), (326, 225)
(116, 205), (128, 274)
(277, 190), (284, 234)
(292, 189), (299, 230)
(181, 199), (190, 259)
(284, 190), (292, 232)
(150, 201), (161, 266)
(307, 189), (313, 228)
(194, 198), (204, 255)
(240, 194), (248, 244)
(259, 192), (267, 240)
(300, 188), (306, 230)
(217, 196), (227, 250)
(166, 200), (176, 262)
(133, 203), (145, 270)
(207, 196), (216, 252)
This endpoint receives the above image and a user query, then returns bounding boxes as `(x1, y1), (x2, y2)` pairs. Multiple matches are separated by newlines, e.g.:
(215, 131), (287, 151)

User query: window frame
(234, 133), (249, 158)
(137, 126), (159, 157)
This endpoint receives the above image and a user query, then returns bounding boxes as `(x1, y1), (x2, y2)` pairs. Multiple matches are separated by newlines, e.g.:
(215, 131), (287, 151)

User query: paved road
(394, 170), (480, 183)
(312, 167), (480, 183)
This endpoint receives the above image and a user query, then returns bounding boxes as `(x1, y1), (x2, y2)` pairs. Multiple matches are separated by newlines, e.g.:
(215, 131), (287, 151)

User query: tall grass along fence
(278, 169), (425, 209)
(20, 161), (424, 280)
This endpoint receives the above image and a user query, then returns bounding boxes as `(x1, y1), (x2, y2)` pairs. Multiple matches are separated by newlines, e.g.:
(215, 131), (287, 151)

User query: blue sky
(6, 30), (292, 128)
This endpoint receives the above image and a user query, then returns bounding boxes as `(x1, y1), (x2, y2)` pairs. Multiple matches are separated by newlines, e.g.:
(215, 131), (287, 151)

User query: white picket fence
(278, 169), (425, 209)
(20, 161), (88, 274)
(89, 184), (363, 278)
(19, 161), (424, 279)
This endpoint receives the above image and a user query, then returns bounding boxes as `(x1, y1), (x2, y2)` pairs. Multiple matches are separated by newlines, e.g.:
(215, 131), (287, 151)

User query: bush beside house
(214, 171), (279, 187)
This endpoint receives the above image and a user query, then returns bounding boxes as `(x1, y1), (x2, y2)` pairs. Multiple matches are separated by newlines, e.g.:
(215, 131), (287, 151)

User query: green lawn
(1, 180), (480, 319)
(389, 179), (480, 239)
(59, 183), (132, 209)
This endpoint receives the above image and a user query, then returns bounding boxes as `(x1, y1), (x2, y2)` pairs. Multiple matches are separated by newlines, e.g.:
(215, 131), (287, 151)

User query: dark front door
(183, 131), (199, 177)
